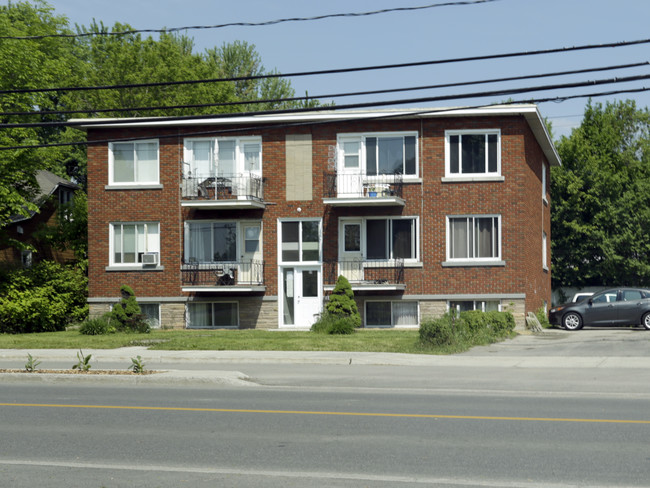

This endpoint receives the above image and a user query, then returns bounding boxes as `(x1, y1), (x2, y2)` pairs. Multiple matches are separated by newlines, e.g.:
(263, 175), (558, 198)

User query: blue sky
(21, 0), (650, 139)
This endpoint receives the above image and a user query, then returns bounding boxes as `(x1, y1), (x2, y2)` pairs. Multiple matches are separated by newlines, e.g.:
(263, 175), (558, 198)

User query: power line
(0, 0), (499, 40)
(3, 72), (648, 130)
(2, 61), (647, 119)
(2, 38), (650, 96)
(2, 87), (648, 152)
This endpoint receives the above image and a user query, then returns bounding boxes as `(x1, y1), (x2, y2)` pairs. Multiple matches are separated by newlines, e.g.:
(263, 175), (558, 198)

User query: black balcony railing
(181, 173), (263, 201)
(323, 259), (405, 286)
(181, 260), (265, 287)
(324, 172), (403, 199)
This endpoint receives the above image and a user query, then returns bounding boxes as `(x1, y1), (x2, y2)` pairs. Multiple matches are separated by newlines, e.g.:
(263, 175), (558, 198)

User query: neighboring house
(0, 170), (79, 267)
(80, 105), (559, 329)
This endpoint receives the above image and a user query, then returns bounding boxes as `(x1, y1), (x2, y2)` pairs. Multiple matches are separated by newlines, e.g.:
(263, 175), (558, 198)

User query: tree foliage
(551, 100), (650, 287)
(0, 1), (319, 248)
(0, 260), (88, 333)
(0, 1), (80, 241)
(325, 275), (361, 328)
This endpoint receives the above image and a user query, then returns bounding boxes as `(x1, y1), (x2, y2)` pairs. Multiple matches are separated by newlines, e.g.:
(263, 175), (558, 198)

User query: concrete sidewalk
(2, 329), (649, 386)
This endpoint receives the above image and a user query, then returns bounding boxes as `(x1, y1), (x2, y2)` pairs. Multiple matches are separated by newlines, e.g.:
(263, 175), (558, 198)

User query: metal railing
(323, 259), (405, 286)
(324, 172), (403, 199)
(181, 260), (265, 287)
(181, 172), (264, 201)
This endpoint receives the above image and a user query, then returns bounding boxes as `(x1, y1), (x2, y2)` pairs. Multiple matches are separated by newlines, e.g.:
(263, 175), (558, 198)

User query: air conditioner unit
(142, 252), (159, 265)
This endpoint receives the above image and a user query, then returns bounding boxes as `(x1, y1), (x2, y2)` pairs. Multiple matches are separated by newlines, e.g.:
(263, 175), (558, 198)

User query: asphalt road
(2, 383), (650, 488)
(1, 329), (650, 487)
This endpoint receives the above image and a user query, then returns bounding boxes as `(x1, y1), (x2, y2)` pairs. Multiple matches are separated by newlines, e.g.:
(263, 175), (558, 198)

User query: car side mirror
(588, 298), (593, 305)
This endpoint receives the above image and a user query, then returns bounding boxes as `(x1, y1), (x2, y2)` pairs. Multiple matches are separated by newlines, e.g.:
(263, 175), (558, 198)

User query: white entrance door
(240, 223), (262, 284)
(339, 220), (364, 282)
(338, 138), (363, 198)
(281, 267), (322, 328)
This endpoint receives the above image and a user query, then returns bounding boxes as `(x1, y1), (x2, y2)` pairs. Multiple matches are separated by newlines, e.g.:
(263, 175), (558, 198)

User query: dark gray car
(549, 288), (650, 331)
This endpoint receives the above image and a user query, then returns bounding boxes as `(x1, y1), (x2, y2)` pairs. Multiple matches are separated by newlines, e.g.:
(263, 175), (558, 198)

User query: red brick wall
(86, 115), (552, 312)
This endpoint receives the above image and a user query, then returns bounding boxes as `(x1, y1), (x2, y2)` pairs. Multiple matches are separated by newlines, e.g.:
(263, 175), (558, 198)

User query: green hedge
(419, 310), (515, 349)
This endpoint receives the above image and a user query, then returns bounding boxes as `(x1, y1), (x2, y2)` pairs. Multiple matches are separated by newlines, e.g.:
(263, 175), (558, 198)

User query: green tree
(551, 100), (650, 287)
(0, 1), (81, 244)
(326, 275), (362, 328)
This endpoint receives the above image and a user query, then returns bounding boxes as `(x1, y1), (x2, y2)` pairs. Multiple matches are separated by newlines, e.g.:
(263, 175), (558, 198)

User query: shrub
(485, 311), (515, 335)
(419, 314), (456, 347)
(109, 285), (150, 333)
(419, 310), (515, 349)
(0, 261), (88, 333)
(79, 314), (116, 335)
(325, 275), (361, 328)
(311, 311), (355, 335)
(329, 317), (356, 335)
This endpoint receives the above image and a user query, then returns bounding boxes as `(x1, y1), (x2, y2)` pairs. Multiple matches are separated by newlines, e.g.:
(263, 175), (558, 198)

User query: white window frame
(446, 215), (501, 263)
(337, 132), (419, 178)
(108, 139), (159, 186)
(339, 217), (420, 263)
(183, 136), (262, 177)
(365, 216), (419, 262)
(365, 300), (419, 328)
(448, 300), (502, 313)
(184, 220), (261, 264)
(186, 301), (239, 329)
(542, 231), (548, 271)
(278, 218), (322, 264)
(445, 129), (501, 178)
(109, 222), (160, 267)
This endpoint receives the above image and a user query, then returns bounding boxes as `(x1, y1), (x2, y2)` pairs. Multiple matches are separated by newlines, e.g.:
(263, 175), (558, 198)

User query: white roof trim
(72, 104), (560, 166)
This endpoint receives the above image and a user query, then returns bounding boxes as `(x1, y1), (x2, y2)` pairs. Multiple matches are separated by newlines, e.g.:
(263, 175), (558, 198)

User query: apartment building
(83, 106), (559, 329)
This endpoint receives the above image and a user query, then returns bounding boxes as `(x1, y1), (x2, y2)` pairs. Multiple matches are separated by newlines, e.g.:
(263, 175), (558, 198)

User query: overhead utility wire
(2, 72), (649, 130)
(2, 86), (649, 152)
(2, 38), (650, 96)
(3, 61), (647, 118)
(0, 0), (499, 40)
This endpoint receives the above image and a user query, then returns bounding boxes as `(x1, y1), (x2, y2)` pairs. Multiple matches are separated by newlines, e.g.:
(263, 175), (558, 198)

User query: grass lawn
(0, 328), (514, 355)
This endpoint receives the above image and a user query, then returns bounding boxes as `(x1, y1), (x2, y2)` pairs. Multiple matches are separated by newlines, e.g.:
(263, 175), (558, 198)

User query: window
(447, 216), (500, 261)
(186, 222), (236, 262)
(366, 218), (417, 260)
(344, 223), (361, 252)
(281, 220), (321, 263)
(339, 133), (418, 176)
(542, 231), (548, 270)
(59, 189), (73, 206)
(449, 300), (501, 313)
(446, 130), (500, 177)
(366, 301), (418, 327)
(139, 304), (160, 328)
(187, 302), (238, 328)
(111, 223), (160, 266)
(21, 250), (33, 268)
(244, 226), (260, 253)
(184, 137), (262, 177)
(109, 140), (159, 184)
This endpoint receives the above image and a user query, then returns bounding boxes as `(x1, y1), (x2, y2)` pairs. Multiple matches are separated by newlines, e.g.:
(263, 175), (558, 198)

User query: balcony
(323, 259), (405, 291)
(181, 173), (265, 209)
(181, 260), (265, 292)
(323, 173), (405, 207)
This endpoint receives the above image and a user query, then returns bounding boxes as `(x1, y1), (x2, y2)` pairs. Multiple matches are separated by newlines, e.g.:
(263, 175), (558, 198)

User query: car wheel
(642, 312), (650, 330)
(563, 312), (583, 331)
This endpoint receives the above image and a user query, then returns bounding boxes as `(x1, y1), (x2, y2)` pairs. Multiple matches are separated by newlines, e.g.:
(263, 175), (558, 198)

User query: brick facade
(84, 107), (558, 329)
